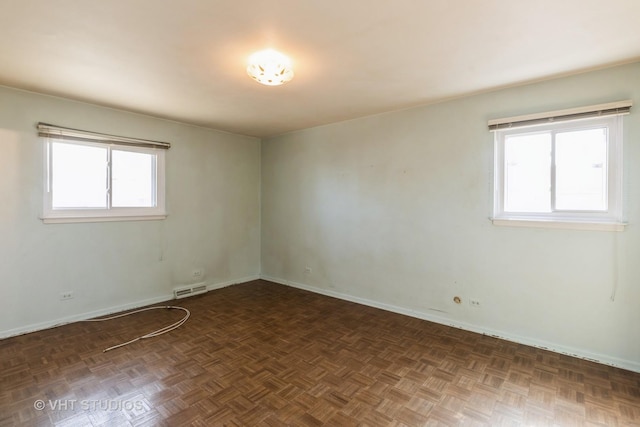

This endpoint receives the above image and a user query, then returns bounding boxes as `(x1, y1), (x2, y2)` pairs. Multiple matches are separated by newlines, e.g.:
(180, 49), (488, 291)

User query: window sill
(41, 214), (167, 224)
(491, 217), (626, 232)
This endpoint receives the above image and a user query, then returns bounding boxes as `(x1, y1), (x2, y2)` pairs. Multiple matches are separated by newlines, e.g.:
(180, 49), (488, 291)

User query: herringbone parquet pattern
(1, 280), (639, 426)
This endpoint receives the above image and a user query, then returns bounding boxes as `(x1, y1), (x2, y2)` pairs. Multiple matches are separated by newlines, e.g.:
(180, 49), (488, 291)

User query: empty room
(1, 1), (639, 426)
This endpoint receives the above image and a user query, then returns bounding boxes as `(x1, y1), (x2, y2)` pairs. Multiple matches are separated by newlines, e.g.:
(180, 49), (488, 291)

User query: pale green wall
(261, 62), (640, 371)
(2, 62), (638, 371)
(0, 86), (261, 335)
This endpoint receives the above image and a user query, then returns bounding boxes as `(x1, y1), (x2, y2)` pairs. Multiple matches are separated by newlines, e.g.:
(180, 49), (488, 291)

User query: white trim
(492, 115), (624, 228)
(491, 218), (627, 231)
(0, 276), (260, 339)
(260, 275), (640, 374)
(42, 214), (168, 224)
(0, 294), (172, 339)
(207, 275), (261, 292)
(488, 100), (632, 128)
(42, 138), (167, 223)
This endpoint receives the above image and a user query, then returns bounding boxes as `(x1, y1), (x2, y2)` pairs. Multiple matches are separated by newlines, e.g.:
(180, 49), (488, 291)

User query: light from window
(555, 128), (607, 211)
(111, 149), (156, 208)
(51, 142), (108, 209)
(492, 113), (625, 230)
(40, 125), (168, 224)
(504, 132), (551, 213)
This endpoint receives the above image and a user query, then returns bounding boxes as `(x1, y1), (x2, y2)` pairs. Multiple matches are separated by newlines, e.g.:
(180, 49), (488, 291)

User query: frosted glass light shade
(247, 49), (294, 86)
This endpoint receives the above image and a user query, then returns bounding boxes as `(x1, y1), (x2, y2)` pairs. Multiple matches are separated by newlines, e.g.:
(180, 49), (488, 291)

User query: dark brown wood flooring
(1, 280), (639, 426)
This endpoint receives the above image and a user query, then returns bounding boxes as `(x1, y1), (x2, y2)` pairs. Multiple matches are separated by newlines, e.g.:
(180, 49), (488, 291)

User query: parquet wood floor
(1, 280), (639, 426)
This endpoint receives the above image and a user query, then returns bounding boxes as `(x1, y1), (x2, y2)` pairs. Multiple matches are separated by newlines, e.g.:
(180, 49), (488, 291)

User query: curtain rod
(37, 122), (171, 150)
(488, 100), (632, 131)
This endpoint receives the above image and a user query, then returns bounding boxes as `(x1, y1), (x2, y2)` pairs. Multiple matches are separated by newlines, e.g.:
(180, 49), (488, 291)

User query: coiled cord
(84, 305), (190, 352)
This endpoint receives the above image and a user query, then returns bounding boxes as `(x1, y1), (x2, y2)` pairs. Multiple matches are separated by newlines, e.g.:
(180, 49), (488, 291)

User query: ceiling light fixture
(246, 49), (294, 86)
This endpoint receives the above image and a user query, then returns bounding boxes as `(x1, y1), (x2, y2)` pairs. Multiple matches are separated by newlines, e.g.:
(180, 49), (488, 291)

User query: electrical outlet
(470, 299), (481, 308)
(60, 291), (74, 301)
(192, 269), (203, 279)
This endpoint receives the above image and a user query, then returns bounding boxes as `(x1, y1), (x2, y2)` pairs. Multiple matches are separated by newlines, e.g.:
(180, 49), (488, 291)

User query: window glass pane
(52, 142), (107, 208)
(112, 149), (156, 207)
(555, 128), (607, 211)
(504, 132), (551, 212)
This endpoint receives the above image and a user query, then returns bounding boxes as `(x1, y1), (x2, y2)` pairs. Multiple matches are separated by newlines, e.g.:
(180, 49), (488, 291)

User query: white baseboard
(0, 294), (173, 339)
(0, 275), (261, 340)
(207, 275), (260, 291)
(260, 275), (640, 374)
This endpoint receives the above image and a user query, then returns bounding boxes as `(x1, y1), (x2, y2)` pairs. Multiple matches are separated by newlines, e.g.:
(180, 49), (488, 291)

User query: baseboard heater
(173, 283), (207, 299)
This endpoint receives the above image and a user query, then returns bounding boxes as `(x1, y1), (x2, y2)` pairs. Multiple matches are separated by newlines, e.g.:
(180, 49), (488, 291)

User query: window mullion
(151, 154), (158, 207)
(550, 131), (557, 212)
(46, 140), (52, 194)
(44, 140), (53, 214)
(499, 134), (506, 215)
(107, 147), (112, 210)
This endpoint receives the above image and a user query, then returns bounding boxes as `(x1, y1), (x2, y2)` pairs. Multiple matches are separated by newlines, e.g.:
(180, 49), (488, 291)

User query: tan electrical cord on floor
(84, 306), (190, 352)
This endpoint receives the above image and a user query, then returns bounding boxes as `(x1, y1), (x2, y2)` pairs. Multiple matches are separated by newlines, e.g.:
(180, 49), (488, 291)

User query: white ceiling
(1, 0), (639, 138)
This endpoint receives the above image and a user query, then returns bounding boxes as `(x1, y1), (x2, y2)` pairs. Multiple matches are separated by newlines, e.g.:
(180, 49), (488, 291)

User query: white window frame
(39, 123), (169, 224)
(490, 101), (630, 231)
